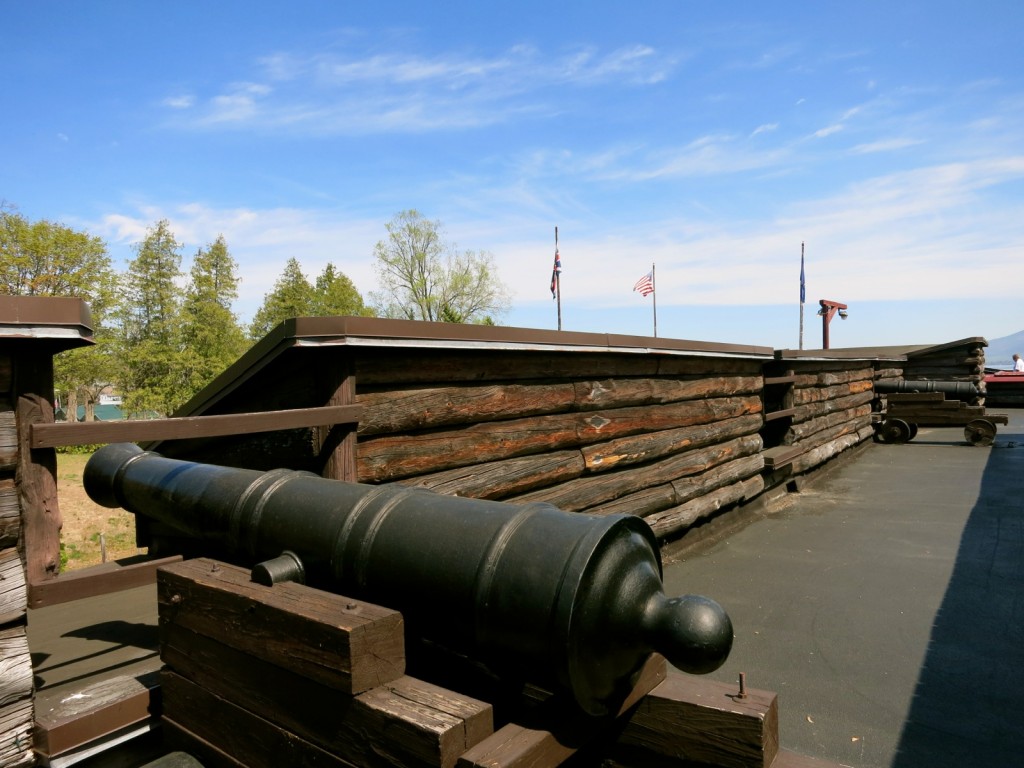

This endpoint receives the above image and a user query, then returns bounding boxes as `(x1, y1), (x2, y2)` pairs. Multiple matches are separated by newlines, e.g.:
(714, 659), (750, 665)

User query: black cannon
(84, 443), (733, 716)
(872, 380), (1006, 445)
(873, 379), (978, 400)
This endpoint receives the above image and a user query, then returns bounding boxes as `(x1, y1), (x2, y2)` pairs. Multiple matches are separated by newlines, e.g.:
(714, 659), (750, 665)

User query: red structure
(818, 299), (848, 349)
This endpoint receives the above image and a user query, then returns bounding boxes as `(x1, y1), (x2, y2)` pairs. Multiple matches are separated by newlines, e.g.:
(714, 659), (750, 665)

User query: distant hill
(986, 330), (1024, 368)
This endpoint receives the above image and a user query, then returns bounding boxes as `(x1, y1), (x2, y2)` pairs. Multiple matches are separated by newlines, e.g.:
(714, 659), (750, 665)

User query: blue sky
(4, 1), (1023, 352)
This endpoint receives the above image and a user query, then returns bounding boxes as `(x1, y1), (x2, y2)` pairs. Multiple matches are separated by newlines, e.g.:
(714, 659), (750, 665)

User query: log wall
(0, 352), (34, 768)
(902, 338), (987, 404)
(353, 349), (769, 542)
(760, 357), (877, 481)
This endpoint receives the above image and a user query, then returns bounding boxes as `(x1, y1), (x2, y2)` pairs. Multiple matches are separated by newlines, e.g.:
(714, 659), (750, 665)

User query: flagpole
(799, 242), (805, 350)
(651, 262), (657, 338)
(555, 226), (562, 331)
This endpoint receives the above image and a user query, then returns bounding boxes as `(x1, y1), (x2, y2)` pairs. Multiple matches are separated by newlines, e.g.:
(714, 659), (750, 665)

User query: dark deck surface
(25, 410), (1023, 767)
(664, 408), (1024, 768)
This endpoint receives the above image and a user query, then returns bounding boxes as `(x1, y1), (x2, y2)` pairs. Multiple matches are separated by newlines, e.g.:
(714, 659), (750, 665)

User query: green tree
(248, 258), (315, 340)
(114, 219), (185, 417)
(370, 210), (510, 324)
(311, 262), (373, 317)
(0, 206), (118, 420)
(179, 235), (248, 403)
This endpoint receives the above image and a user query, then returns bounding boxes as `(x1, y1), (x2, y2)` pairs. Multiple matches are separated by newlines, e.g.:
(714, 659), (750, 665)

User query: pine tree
(114, 220), (185, 417)
(180, 235), (248, 403)
(311, 262), (373, 317)
(248, 258), (315, 340)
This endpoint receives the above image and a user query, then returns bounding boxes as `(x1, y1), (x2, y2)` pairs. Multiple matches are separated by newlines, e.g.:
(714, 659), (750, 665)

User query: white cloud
(849, 137), (924, 154)
(750, 123), (778, 137)
(813, 124), (844, 138)
(162, 95), (195, 109)
(168, 42), (681, 135)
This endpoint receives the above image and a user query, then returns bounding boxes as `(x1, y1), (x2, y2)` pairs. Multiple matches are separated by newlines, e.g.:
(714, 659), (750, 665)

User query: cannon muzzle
(85, 443), (732, 715)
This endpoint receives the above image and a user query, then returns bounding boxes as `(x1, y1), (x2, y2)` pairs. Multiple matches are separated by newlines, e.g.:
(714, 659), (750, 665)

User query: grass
(57, 452), (146, 570)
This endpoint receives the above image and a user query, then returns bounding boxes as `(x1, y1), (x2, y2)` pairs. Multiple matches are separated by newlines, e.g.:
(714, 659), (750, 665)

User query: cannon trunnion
(85, 443), (733, 716)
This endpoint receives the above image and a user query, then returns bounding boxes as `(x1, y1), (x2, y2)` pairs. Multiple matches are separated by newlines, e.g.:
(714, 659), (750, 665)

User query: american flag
(550, 248), (561, 299)
(633, 271), (654, 297)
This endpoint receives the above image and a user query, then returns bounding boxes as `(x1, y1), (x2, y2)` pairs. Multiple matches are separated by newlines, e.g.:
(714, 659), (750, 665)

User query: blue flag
(799, 251), (805, 304)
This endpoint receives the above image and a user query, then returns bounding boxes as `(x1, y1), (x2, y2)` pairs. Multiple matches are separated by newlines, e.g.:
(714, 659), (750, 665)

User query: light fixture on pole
(817, 299), (849, 349)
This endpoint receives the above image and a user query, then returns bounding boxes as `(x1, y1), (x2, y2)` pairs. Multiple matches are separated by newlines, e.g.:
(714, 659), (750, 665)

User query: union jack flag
(550, 248), (561, 299)
(633, 271), (654, 297)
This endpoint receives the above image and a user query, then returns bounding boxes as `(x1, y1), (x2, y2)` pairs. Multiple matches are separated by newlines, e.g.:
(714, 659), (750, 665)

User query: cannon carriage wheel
(879, 418), (914, 444)
(964, 419), (997, 446)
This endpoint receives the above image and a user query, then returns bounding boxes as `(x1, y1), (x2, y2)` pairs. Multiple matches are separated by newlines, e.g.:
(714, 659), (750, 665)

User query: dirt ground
(57, 452), (146, 570)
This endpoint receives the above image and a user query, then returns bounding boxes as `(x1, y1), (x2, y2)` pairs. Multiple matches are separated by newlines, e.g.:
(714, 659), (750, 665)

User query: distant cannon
(872, 380), (1005, 445)
(873, 379), (978, 400)
(84, 443), (733, 716)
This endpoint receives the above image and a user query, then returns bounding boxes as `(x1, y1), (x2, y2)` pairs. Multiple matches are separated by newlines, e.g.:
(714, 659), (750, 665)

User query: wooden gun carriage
(872, 380), (1008, 446)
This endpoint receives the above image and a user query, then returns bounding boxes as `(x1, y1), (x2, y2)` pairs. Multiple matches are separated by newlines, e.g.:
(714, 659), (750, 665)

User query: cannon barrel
(874, 379), (978, 399)
(85, 443), (732, 715)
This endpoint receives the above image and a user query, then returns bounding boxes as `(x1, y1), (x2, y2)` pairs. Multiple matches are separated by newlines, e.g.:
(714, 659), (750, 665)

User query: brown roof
(0, 296), (94, 350)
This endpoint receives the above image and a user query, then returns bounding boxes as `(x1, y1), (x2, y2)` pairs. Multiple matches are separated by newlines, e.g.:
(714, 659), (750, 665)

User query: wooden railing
(26, 405), (362, 607)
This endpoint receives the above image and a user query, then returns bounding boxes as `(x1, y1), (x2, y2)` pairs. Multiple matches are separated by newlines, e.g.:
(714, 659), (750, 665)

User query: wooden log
(612, 673), (779, 768)
(0, 549), (26, 626)
(572, 376), (762, 411)
(357, 377), (761, 438)
(158, 558), (405, 695)
(790, 359), (874, 373)
(584, 452), (764, 519)
(790, 417), (871, 458)
(0, 698), (33, 768)
(581, 413), (763, 474)
(357, 382), (577, 436)
(903, 365), (982, 377)
(791, 368), (873, 388)
(874, 368), (904, 380)
(456, 655), (666, 768)
(511, 435), (762, 513)
(668, 454), (766, 508)
(791, 391), (873, 424)
(646, 475), (764, 539)
(356, 350), (662, 385)
(406, 451), (586, 500)
(0, 411), (14, 472)
(357, 395), (763, 483)
(355, 350), (761, 386)
(905, 353), (984, 366)
(656, 358), (763, 377)
(789, 426), (874, 475)
(15, 359), (62, 584)
(0, 479), (17, 549)
(902, 372), (983, 383)
(791, 380), (872, 405)
(0, 625), (31, 709)
(783, 405), (872, 445)
(586, 484), (678, 518)
(316, 355), (358, 481)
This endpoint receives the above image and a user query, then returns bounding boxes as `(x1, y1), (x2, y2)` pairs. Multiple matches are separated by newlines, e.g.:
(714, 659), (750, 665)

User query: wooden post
(317, 352), (358, 482)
